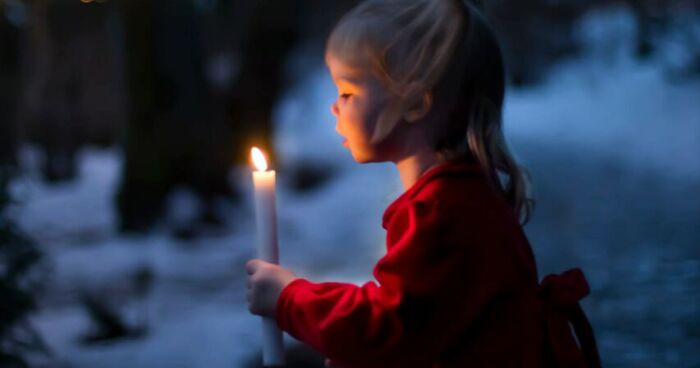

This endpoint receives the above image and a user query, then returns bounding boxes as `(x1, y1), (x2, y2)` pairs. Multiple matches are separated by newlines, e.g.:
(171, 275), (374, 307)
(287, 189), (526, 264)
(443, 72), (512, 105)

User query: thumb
(245, 259), (263, 275)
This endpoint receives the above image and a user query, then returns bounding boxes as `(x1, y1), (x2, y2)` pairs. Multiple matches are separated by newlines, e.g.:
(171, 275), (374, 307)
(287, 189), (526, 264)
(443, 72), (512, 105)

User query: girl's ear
(403, 92), (433, 123)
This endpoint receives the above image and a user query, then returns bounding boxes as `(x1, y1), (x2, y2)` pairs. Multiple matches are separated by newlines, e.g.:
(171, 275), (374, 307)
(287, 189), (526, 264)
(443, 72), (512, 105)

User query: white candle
(251, 147), (285, 367)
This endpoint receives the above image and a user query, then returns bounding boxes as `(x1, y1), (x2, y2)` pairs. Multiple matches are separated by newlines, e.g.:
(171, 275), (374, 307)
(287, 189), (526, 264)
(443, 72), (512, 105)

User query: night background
(0, 0), (699, 367)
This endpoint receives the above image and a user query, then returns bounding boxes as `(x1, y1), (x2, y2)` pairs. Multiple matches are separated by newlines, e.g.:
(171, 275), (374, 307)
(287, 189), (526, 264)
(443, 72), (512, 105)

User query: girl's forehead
(326, 52), (391, 98)
(326, 53), (368, 83)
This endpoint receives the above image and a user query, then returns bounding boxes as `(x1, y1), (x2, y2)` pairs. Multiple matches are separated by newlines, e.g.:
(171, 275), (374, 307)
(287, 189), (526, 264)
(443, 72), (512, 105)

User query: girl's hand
(245, 259), (298, 317)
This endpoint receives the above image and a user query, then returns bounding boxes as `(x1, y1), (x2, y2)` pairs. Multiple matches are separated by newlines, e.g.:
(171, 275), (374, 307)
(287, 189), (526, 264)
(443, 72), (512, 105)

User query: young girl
(246, 1), (600, 367)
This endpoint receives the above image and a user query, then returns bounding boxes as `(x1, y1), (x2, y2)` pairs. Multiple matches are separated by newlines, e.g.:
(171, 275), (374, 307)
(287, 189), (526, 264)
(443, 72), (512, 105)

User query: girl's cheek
(338, 99), (351, 116)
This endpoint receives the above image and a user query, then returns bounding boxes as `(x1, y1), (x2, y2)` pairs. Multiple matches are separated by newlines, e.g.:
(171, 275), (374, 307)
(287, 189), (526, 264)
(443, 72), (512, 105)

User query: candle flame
(251, 147), (268, 172)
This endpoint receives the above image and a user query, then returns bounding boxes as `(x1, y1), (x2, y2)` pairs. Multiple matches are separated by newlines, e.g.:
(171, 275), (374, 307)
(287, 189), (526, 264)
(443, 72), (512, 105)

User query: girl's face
(327, 54), (394, 163)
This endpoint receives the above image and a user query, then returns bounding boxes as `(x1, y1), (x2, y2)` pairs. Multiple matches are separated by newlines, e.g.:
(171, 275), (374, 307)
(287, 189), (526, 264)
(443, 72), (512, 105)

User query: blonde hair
(327, 0), (534, 223)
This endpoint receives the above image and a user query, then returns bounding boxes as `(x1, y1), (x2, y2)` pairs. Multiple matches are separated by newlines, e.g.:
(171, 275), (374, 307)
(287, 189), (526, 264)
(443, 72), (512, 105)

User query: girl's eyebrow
(334, 76), (362, 85)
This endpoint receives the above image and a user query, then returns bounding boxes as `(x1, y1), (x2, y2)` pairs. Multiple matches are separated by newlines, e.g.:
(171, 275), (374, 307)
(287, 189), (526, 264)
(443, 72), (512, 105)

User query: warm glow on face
(251, 147), (268, 172)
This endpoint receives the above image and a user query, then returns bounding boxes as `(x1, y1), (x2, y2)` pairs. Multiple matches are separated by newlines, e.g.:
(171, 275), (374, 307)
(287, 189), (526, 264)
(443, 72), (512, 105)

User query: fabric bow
(538, 268), (601, 368)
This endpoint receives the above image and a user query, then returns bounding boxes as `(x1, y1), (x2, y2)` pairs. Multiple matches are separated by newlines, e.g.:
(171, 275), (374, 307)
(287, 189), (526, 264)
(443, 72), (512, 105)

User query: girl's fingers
(245, 259), (260, 275)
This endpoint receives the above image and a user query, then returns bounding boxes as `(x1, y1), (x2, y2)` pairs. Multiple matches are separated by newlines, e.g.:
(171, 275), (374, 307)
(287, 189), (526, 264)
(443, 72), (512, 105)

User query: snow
(6, 7), (700, 368)
(506, 6), (700, 180)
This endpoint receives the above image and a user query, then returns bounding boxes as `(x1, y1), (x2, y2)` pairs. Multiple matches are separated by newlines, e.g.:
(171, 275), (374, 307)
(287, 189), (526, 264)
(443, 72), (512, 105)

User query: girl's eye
(340, 93), (352, 99)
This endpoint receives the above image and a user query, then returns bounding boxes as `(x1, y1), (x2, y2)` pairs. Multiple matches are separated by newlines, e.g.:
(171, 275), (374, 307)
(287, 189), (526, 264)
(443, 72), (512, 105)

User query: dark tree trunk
(116, 0), (163, 232)
(630, 0), (655, 59)
(18, 0), (125, 182)
(0, 3), (21, 168)
(117, 0), (232, 232)
(116, 0), (362, 232)
(225, 0), (302, 165)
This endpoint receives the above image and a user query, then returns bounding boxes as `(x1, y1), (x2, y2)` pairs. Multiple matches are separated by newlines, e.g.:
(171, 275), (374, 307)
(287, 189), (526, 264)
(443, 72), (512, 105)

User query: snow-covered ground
(7, 7), (700, 368)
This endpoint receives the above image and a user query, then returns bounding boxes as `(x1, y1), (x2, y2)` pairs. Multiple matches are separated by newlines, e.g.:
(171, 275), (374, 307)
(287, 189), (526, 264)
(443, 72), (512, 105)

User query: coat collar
(382, 159), (482, 228)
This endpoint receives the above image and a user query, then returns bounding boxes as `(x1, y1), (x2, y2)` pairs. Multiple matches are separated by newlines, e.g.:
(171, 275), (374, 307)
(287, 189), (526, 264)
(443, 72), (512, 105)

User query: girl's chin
(348, 150), (368, 163)
(344, 144), (384, 163)
(350, 151), (382, 164)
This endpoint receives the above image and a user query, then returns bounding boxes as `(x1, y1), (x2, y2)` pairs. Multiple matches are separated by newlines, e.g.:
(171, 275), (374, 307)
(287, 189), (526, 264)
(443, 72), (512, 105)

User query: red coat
(276, 161), (599, 368)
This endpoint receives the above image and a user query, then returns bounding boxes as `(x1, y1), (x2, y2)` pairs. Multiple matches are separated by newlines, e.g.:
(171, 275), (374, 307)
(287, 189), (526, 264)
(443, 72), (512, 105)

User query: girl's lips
(342, 139), (349, 148)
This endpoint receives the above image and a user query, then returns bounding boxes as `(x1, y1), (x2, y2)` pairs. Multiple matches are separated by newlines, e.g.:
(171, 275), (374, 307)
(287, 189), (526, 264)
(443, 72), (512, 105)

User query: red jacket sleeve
(276, 198), (519, 367)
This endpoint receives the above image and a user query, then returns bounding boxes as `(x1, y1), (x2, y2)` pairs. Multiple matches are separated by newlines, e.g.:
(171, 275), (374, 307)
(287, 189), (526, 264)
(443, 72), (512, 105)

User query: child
(246, 0), (600, 367)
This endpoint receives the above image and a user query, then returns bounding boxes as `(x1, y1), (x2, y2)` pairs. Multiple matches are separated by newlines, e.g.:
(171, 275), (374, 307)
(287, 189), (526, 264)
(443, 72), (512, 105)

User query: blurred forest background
(1, 0), (699, 367)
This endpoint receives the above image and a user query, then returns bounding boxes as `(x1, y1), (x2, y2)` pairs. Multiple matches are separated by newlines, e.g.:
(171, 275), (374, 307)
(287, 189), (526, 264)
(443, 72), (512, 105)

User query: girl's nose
(330, 101), (339, 117)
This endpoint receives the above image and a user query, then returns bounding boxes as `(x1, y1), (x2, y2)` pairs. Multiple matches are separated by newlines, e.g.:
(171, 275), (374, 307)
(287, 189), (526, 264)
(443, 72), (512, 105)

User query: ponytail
(465, 99), (534, 224)
(442, 0), (534, 223)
